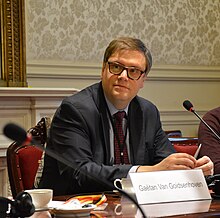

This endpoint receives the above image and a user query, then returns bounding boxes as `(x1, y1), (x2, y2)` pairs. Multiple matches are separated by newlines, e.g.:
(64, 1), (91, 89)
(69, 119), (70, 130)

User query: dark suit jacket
(39, 82), (175, 196)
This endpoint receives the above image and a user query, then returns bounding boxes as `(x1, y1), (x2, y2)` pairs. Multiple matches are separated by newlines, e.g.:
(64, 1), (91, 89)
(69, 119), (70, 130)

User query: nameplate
(129, 169), (211, 205)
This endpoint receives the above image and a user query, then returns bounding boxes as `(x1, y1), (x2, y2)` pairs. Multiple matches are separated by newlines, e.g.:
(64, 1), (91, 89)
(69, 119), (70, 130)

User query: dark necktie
(113, 111), (129, 164)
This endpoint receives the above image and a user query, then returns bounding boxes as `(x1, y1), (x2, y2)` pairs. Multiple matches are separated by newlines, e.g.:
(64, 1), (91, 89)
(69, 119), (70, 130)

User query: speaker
(0, 191), (35, 217)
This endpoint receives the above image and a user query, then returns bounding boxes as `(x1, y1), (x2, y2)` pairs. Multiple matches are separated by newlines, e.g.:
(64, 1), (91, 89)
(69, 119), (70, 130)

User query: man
(39, 37), (213, 196)
(198, 107), (220, 174)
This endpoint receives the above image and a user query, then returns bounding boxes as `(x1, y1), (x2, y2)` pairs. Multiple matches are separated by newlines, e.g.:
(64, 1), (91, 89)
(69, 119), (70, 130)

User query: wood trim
(27, 61), (220, 82)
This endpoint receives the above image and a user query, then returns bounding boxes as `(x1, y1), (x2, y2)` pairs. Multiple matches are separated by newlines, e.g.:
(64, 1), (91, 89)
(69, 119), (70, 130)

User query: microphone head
(183, 100), (194, 112)
(3, 123), (27, 145)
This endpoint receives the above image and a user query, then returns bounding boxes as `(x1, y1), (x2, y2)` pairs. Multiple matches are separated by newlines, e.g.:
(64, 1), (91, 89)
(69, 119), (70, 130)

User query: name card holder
(129, 169), (211, 205)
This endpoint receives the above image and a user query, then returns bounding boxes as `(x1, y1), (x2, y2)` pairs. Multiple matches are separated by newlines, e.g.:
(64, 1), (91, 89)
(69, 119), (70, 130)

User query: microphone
(3, 123), (32, 145)
(0, 191), (35, 217)
(3, 123), (147, 218)
(183, 100), (220, 141)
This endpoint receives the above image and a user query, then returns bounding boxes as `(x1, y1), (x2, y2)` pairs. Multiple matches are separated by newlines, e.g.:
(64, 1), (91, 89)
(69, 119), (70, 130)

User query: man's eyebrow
(111, 61), (144, 70)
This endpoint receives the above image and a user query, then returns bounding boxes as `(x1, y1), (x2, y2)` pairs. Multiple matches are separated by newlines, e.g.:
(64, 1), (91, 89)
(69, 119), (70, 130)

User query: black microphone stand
(183, 100), (220, 141)
(192, 110), (220, 141)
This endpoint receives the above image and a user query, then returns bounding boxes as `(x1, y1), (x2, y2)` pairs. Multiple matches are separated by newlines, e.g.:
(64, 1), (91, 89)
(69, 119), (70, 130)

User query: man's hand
(137, 153), (197, 172)
(153, 153), (197, 171)
(136, 153), (214, 176)
(195, 156), (214, 176)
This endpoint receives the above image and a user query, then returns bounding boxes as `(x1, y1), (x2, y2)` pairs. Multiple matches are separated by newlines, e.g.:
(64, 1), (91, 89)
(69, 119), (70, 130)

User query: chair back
(169, 137), (199, 156)
(7, 117), (51, 198)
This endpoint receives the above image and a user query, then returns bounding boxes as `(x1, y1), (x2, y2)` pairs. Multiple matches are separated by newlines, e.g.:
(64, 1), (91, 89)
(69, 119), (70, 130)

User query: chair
(169, 137), (199, 156)
(7, 117), (51, 198)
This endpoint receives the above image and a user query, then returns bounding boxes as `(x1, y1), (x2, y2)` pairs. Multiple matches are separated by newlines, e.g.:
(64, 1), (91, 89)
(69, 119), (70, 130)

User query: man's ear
(101, 63), (106, 79)
(140, 74), (147, 88)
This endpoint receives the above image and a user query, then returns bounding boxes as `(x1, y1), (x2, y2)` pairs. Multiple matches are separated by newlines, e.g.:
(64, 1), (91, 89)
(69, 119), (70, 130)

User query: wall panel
(27, 62), (220, 137)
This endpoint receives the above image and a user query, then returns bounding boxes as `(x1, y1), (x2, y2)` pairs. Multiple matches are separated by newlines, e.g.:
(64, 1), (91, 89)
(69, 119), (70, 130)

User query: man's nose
(119, 69), (128, 79)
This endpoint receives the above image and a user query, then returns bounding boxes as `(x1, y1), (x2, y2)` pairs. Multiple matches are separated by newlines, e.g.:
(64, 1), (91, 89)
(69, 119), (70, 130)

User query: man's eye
(113, 64), (121, 70)
(129, 68), (138, 73)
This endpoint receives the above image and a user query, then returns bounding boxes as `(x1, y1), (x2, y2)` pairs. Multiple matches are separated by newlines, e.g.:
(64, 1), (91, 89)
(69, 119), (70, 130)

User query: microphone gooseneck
(3, 123), (147, 218)
(183, 100), (220, 141)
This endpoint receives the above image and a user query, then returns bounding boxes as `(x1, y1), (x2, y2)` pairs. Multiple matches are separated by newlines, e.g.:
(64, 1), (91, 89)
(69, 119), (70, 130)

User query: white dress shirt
(104, 96), (138, 174)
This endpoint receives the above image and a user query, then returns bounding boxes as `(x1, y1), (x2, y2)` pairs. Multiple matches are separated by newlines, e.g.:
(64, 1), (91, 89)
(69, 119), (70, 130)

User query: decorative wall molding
(150, 65), (220, 81)
(0, 87), (80, 97)
(160, 110), (205, 136)
(27, 61), (220, 82)
(0, 165), (7, 197)
(26, 61), (220, 139)
(0, 87), (78, 156)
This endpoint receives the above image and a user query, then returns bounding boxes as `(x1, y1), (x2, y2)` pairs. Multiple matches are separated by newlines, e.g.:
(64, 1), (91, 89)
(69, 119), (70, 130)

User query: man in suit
(39, 37), (213, 196)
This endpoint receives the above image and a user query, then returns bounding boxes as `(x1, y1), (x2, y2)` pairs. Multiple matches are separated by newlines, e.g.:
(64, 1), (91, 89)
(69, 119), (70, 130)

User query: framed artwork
(0, 0), (27, 87)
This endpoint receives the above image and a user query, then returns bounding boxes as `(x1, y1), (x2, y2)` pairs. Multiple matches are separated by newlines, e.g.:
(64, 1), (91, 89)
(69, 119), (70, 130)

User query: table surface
(30, 192), (220, 218)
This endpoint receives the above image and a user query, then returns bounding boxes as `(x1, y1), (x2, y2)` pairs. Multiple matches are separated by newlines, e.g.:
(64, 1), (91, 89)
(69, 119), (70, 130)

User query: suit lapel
(93, 83), (111, 163)
(128, 100), (144, 164)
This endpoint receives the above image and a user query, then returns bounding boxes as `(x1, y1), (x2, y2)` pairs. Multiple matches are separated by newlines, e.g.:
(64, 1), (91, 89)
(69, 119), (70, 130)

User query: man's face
(101, 49), (146, 110)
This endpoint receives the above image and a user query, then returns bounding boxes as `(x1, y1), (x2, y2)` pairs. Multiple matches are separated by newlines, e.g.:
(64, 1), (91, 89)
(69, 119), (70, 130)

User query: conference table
(31, 192), (220, 217)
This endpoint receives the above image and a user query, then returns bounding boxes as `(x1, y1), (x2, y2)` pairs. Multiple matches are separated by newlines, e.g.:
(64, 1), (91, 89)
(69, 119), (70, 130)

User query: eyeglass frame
(107, 61), (147, 80)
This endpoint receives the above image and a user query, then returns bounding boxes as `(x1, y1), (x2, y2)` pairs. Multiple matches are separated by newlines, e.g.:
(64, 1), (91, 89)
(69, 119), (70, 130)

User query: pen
(194, 143), (202, 159)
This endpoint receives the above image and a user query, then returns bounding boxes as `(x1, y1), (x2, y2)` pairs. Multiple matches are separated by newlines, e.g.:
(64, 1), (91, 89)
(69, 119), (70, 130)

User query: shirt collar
(104, 95), (129, 116)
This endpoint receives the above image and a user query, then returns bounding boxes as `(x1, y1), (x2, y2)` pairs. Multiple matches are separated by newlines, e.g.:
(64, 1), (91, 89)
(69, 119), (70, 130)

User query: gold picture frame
(0, 0), (27, 87)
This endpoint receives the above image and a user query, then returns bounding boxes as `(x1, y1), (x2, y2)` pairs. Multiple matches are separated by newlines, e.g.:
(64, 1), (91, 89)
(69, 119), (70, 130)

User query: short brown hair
(103, 37), (152, 73)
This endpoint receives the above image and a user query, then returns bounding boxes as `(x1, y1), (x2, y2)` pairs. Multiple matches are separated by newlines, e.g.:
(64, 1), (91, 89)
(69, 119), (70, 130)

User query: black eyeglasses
(107, 61), (146, 80)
